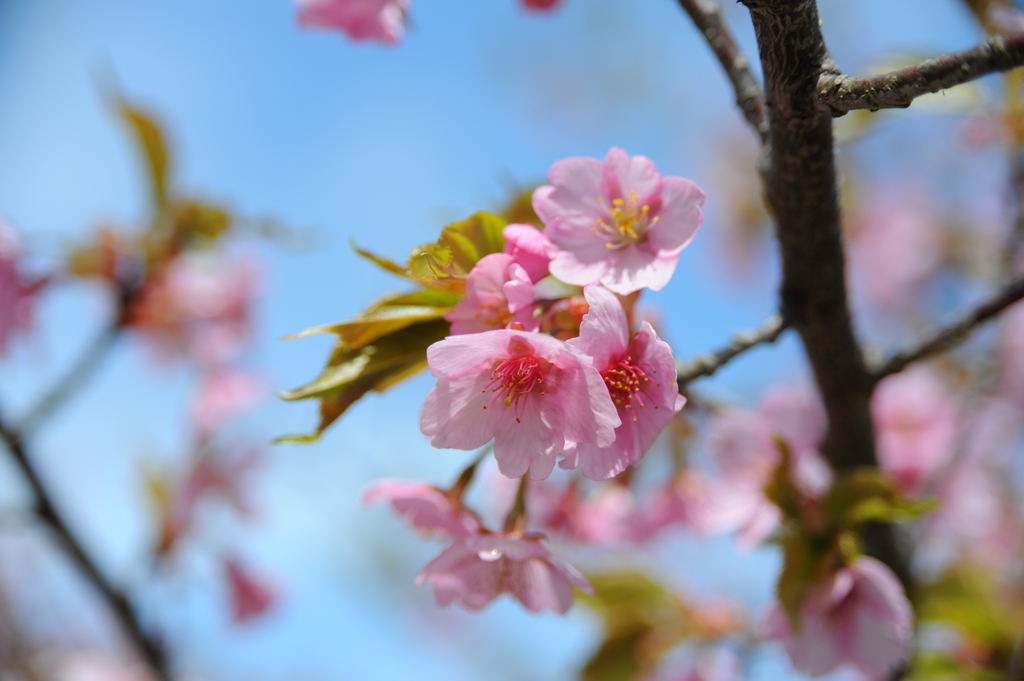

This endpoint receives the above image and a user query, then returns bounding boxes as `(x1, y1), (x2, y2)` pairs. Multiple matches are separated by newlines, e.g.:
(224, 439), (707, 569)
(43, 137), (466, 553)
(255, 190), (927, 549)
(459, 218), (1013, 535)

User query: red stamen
(601, 356), (650, 422)
(483, 354), (547, 422)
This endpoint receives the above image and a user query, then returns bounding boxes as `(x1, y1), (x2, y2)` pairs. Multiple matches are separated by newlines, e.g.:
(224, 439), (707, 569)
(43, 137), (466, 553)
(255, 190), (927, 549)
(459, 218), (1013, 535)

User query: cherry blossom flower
(561, 285), (685, 479)
(127, 251), (258, 366)
(224, 557), (276, 623)
(0, 220), (46, 356)
(415, 531), (591, 613)
(362, 479), (480, 540)
(847, 193), (942, 311)
(294, 0), (408, 44)
(190, 369), (265, 436)
(502, 223), (551, 283)
(533, 147), (704, 294)
(420, 329), (619, 480)
(704, 385), (830, 547)
(522, 0), (562, 10)
(528, 479), (643, 545)
(444, 253), (537, 335)
(764, 556), (913, 680)
(872, 367), (959, 495)
(156, 446), (260, 554)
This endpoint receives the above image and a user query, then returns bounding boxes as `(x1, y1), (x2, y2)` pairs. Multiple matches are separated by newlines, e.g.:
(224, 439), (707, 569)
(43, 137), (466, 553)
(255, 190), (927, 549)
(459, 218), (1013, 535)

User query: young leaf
(118, 102), (170, 212)
(276, 318), (450, 442)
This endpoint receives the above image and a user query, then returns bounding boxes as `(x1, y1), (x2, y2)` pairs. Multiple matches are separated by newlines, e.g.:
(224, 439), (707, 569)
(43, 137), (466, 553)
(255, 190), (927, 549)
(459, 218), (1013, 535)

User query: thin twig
(0, 416), (170, 679)
(676, 0), (769, 143)
(871, 275), (1024, 382)
(818, 32), (1024, 116)
(18, 322), (122, 438)
(676, 313), (787, 386)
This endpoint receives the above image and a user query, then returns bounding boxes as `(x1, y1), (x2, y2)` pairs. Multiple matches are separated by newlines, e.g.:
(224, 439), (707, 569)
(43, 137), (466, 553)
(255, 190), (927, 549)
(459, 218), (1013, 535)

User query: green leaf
(917, 566), (1022, 649)
(118, 102), (170, 211)
(277, 318), (450, 442)
(579, 572), (691, 681)
(775, 528), (820, 631)
(763, 437), (803, 521)
(824, 467), (939, 528)
(436, 211), (506, 274)
(287, 289), (458, 350)
(353, 212), (506, 293)
(352, 242), (410, 278)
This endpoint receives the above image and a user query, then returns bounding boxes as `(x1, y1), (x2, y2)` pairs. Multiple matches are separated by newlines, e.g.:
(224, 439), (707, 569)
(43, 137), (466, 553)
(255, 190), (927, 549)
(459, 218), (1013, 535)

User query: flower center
(594, 190), (659, 250)
(476, 301), (513, 329)
(483, 352), (548, 422)
(601, 356), (653, 421)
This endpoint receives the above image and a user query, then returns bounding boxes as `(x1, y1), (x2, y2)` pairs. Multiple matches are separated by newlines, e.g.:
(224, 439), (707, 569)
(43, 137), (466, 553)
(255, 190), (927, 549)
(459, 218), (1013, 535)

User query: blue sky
(0, 1), (994, 680)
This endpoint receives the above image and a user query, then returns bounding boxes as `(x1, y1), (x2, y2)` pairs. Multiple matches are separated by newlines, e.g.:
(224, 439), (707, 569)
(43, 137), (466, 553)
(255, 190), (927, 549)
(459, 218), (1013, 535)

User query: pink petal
(601, 148), (663, 208)
(567, 285), (629, 369)
(533, 157), (607, 224)
(421, 375), (503, 450)
(645, 176), (705, 254)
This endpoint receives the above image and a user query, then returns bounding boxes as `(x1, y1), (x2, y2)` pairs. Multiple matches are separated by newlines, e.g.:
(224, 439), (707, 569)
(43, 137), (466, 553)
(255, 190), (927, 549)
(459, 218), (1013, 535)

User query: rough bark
(819, 32), (1024, 116)
(740, 0), (877, 472)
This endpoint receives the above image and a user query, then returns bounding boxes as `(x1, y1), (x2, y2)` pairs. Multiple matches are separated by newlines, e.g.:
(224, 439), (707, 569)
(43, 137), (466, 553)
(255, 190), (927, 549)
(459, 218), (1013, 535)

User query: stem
(0, 417), (170, 680)
(818, 32), (1024, 116)
(675, 313), (787, 386)
(871, 274), (1024, 382)
(18, 322), (122, 438)
(675, 0), (769, 143)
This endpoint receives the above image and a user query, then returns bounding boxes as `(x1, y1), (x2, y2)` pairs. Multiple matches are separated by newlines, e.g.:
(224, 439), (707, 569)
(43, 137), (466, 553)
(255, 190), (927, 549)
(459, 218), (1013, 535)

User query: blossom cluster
(352, 148), (704, 613)
(292, 0), (564, 45)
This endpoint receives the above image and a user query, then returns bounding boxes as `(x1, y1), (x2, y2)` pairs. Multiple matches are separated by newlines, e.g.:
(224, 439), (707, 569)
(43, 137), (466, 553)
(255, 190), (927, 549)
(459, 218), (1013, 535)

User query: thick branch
(676, 313), (787, 386)
(741, 0), (877, 472)
(871, 275), (1024, 382)
(0, 418), (169, 679)
(676, 0), (769, 143)
(819, 32), (1024, 116)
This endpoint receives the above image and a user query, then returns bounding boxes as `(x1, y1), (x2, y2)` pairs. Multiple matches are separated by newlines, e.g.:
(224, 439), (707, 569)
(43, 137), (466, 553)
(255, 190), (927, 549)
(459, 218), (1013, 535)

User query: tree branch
(0, 416), (170, 680)
(676, 0), (769, 143)
(818, 32), (1024, 116)
(18, 322), (122, 438)
(739, 0), (913, 593)
(740, 0), (877, 472)
(871, 275), (1024, 382)
(676, 313), (787, 386)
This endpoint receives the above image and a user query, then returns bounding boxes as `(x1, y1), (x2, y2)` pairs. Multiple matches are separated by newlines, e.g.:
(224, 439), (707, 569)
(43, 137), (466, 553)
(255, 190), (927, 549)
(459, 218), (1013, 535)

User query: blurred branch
(871, 275), (1024, 382)
(676, 0), (769, 143)
(0, 415), (170, 680)
(818, 32), (1024, 116)
(676, 313), (787, 386)
(18, 282), (136, 437)
(18, 321), (123, 438)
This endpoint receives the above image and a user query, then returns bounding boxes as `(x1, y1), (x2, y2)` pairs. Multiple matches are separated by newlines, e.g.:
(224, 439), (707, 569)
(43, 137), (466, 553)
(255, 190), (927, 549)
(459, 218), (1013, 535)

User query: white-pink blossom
(223, 556), (276, 623)
(190, 370), (265, 436)
(420, 329), (619, 480)
(362, 479), (480, 540)
(704, 385), (830, 547)
(502, 223), (551, 283)
(444, 253), (537, 335)
(415, 531), (591, 613)
(561, 285), (685, 479)
(128, 251), (258, 366)
(764, 557), (913, 680)
(294, 0), (408, 44)
(533, 147), (704, 294)
(872, 367), (959, 495)
(0, 221), (46, 356)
